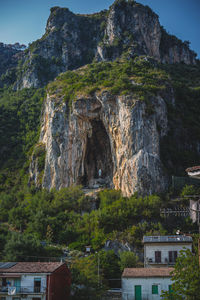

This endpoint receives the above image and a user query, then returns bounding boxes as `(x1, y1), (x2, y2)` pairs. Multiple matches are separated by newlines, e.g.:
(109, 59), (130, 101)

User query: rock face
(0, 43), (25, 87)
(16, 1), (196, 89)
(30, 89), (170, 196)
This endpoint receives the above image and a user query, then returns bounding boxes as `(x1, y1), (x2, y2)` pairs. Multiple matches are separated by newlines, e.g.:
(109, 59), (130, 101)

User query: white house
(143, 235), (192, 268)
(122, 267), (174, 300)
(0, 262), (71, 300)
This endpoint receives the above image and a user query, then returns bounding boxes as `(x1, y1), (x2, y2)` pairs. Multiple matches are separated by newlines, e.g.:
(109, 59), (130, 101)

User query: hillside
(0, 0), (200, 295)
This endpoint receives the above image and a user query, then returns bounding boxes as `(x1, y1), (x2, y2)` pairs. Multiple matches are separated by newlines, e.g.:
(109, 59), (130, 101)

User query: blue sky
(0, 0), (199, 57)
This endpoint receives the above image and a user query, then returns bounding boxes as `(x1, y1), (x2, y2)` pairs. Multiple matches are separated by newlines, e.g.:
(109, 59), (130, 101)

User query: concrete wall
(144, 243), (192, 267)
(122, 276), (172, 300)
(21, 274), (47, 291)
(0, 274), (47, 300)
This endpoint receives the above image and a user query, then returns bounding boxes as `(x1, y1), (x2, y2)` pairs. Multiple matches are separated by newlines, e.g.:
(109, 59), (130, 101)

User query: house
(122, 267), (174, 300)
(143, 235), (192, 268)
(0, 262), (71, 300)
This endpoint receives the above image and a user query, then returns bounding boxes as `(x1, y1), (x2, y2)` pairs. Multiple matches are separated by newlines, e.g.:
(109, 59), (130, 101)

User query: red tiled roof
(0, 262), (65, 273)
(186, 166), (200, 172)
(122, 268), (174, 278)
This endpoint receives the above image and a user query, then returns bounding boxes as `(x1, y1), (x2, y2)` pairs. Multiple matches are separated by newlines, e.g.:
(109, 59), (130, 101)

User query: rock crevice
(30, 90), (169, 196)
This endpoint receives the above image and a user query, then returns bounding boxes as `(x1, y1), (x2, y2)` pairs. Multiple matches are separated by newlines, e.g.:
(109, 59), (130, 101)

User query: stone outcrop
(15, 1), (196, 89)
(0, 43), (25, 87)
(30, 87), (170, 196)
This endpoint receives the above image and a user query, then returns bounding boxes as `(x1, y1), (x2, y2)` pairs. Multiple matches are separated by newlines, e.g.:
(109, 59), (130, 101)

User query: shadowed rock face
(30, 89), (170, 197)
(0, 43), (24, 87)
(15, 1), (196, 89)
(82, 119), (113, 187)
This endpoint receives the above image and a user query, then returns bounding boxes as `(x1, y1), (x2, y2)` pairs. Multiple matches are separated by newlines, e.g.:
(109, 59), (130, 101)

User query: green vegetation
(0, 184), (198, 298)
(119, 251), (139, 271)
(16, 55), (59, 85)
(33, 142), (46, 172)
(0, 87), (45, 193)
(0, 186), (197, 259)
(48, 57), (168, 106)
(161, 247), (200, 299)
(160, 61), (200, 176)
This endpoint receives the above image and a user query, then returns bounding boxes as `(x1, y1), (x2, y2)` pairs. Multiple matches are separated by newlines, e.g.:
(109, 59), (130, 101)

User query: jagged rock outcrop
(15, 0), (196, 89)
(0, 43), (25, 87)
(30, 86), (171, 196)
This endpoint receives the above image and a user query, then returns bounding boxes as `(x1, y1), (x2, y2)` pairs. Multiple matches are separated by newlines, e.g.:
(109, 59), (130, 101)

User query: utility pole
(160, 195), (200, 266)
(96, 251), (100, 287)
(97, 252), (100, 287)
(199, 238), (200, 266)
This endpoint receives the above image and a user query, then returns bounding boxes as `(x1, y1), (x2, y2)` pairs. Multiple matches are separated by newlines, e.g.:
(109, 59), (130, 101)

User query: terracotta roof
(122, 268), (174, 278)
(186, 166), (200, 172)
(0, 262), (65, 273)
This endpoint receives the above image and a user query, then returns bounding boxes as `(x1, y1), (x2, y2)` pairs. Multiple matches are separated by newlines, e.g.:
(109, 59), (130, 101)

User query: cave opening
(82, 119), (113, 188)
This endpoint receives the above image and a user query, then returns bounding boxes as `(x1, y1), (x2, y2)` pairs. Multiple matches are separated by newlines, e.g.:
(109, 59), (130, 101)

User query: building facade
(143, 235), (192, 268)
(122, 268), (173, 300)
(0, 262), (71, 300)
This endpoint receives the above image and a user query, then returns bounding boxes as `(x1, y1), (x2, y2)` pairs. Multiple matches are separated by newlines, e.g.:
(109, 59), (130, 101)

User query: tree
(119, 251), (139, 271)
(70, 255), (105, 300)
(161, 249), (200, 300)
(3, 232), (44, 261)
(99, 250), (120, 281)
(46, 224), (54, 243)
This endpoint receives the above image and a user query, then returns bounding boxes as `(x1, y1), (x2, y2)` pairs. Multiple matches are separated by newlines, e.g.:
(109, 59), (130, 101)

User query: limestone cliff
(30, 85), (170, 196)
(0, 43), (25, 87)
(16, 0), (196, 89)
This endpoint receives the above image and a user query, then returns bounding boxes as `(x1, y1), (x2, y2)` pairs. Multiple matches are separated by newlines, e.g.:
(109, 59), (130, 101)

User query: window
(34, 278), (41, 293)
(155, 251), (161, 263)
(14, 278), (21, 293)
(169, 251), (177, 263)
(152, 285), (158, 294)
(2, 278), (7, 286)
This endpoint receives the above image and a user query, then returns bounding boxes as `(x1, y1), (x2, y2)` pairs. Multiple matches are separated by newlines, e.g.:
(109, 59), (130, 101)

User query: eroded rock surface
(30, 90), (170, 196)
(16, 1), (196, 89)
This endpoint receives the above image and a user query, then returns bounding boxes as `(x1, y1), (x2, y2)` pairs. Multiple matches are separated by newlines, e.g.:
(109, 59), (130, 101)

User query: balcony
(143, 235), (192, 243)
(0, 286), (46, 295)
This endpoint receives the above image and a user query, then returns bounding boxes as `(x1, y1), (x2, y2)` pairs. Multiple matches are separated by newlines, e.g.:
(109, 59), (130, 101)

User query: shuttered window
(169, 285), (173, 293)
(152, 285), (158, 294)
(169, 251), (177, 263)
(155, 251), (161, 263)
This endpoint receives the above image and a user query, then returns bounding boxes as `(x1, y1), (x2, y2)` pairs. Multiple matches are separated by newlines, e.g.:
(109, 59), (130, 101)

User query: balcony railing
(0, 286), (46, 294)
(143, 235), (192, 243)
(146, 258), (175, 265)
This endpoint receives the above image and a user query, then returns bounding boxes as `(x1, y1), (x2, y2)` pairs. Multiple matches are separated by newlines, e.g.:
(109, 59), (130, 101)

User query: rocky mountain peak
(1, 0), (197, 90)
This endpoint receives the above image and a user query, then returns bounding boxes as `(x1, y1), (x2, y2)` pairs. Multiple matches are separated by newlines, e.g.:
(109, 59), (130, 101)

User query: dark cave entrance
(82, 120), (113, 188)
